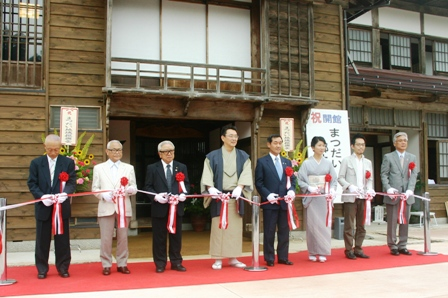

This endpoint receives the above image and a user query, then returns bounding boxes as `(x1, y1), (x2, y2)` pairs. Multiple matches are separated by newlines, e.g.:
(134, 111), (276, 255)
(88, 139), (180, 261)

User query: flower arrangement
(280, 140), (308, 192)
(42, 131), (96, 192)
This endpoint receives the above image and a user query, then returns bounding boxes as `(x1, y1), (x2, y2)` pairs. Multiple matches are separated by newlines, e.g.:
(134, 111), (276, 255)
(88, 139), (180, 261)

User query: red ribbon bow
(116, 177), (129, 229)
(408, 162), (415, 178)
(175, 172), (187, 193)
(285, 166), (294, 189)
(52, 171), (69, 235)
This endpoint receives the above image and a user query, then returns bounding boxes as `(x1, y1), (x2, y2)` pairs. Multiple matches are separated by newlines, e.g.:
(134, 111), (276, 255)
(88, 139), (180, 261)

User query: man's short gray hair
(107, 140), (123, 149)
(158, 140), (175, 151)
(393, 132), (408, 143)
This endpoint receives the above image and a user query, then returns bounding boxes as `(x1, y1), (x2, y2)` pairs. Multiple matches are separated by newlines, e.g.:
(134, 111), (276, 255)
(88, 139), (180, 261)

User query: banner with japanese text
(306, 109), (350, 203)
(60, 107), (79, 146)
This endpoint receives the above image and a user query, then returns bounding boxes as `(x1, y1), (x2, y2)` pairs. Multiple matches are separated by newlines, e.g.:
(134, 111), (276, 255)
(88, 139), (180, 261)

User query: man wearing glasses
(144, 140), (190, 273)
(200, 125), (253, 270)
(92, 140), (137, 275)
(338, 133), (375, 260)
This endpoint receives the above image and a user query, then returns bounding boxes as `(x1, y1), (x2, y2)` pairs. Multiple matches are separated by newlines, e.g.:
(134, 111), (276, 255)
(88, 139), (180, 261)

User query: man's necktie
(400, 155), (404, 168)
(275, 157), (283, 180)
(166, 164), (172, 192)
(50, 159), (55, 185)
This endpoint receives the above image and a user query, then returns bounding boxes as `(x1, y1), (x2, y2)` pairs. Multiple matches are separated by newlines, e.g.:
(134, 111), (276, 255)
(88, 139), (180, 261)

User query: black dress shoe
(390, 249), (399, 256)
(266, 261), (274, 267)
(171, 264), (187, 272)
(103, 267), (111, 275)
(354, 252), (370, 259)
(37, 272), (47, 279)
(117, 266), (131, 274)
(59, 271), (70, 278)
(156, 267), (165, 273)
(345, 251), (357, 260)
(398, 248), (412, 255)
(278, 259), (293, 265)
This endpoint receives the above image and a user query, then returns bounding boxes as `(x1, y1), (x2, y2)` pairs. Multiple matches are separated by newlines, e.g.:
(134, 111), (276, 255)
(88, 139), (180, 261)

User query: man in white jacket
(92, 140), (137, 275)
(338, 133), (375, 260)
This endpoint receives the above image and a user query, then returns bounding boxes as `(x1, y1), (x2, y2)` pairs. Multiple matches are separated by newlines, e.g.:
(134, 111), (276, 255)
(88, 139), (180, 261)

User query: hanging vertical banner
(306, 109), (350, 203)
(60, 107), (79, 146)
(280, 118), (294, 152)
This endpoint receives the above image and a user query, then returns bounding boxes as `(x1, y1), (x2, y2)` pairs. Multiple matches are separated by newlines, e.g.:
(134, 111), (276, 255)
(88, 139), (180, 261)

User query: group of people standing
(27, 129), (417, 279)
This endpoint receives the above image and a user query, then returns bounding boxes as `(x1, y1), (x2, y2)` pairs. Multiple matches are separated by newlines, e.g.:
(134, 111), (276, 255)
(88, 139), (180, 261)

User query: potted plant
(184, 184), (210, 232)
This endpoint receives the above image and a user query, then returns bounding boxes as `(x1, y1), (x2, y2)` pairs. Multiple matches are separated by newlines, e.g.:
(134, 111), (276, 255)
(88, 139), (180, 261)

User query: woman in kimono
(297, 136), (338, 262)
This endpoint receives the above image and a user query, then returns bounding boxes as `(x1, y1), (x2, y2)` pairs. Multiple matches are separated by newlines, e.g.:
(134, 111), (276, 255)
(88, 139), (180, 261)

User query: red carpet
(2, 246), (448, 297)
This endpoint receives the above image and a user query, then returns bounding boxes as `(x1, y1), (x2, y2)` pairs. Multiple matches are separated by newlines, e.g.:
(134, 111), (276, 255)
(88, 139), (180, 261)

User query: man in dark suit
(144, 140), (190, 273)
(380, 132), (418, 256)
(255, 134), (296, 267)
(27, 134), (76, 279)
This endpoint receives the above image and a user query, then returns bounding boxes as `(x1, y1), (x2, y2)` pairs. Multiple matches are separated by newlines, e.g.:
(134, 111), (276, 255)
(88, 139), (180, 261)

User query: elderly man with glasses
(92, 140), (137, 276)
(144, 140), (190, 273)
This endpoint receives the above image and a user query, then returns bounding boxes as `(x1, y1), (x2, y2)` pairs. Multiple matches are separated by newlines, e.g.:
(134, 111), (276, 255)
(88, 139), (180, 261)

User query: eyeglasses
(108, 149), (122, 153)
(226, 134), (239, 139)
(354, 143), (366, 147)
(160, 150), (175, 155)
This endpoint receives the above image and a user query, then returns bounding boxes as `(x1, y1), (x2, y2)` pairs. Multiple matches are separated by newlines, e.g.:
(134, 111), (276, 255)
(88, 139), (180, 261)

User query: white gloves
(56, 192), (68, 204)
(405, 190), (414, 199)
(178, 193), (186, 202)
(41, 194), (55, 206)
(330, 188), (336, 196)
(102, 191), (114, 202)
(208, 187), (220, 198)
(287, 190), (295, 199)
(307, 186), (319, 194)
(126, 186), (137, 195)
(232, 186), (242, 199)
(348, 185), (359, 193)
(267, 193), (278, 204)
(154, 192), (168, 204)
(366, 189), (376, 197)
(387, 188), (398, 194)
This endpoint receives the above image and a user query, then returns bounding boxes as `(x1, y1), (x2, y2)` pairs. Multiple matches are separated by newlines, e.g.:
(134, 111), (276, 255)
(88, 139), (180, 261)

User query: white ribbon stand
(244, 196), (267, 272)
(0, 198), (16, 286)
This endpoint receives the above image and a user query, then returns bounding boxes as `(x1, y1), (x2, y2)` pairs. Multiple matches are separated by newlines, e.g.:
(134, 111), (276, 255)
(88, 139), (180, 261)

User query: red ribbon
(52, 172), (69, 235)
(115, 177), (128, 229)
(166, 195), (179, 234)
(397, 194), (408, 224)
(284, 195), (299, 230)
(285, 166), (294, 189)
(175, 172), (187, 193)
(408, 162), (415, 178)
(325, 195), (333, 228)
(218, 193), (231, 229)
(364, 194), (373, 225)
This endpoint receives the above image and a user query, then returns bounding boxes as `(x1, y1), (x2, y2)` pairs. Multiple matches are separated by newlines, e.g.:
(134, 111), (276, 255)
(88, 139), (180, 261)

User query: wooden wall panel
(313, 3), (344, 110)
(0, 0), (107, 241)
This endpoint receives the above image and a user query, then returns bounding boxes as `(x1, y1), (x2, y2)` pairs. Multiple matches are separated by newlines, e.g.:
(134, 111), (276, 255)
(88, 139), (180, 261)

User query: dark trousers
(152, 215), (183, 269)
(263, 208), (289, 262)
(343, 199), (366, 253)
(35, 217), (71, 274)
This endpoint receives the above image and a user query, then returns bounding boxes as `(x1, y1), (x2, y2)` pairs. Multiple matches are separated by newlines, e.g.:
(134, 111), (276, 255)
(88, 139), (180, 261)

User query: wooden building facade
(1, 0), (446, 242)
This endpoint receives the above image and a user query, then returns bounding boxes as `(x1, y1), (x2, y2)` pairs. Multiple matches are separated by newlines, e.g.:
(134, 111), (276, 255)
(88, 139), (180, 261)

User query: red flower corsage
(285, 167), (294, 177)
(59, 172), (69, 182)
(325, 174), (332, 182)
(120, 177), (129, 186)
(365, 170), (371, 179)
(175, 172), (185, 182)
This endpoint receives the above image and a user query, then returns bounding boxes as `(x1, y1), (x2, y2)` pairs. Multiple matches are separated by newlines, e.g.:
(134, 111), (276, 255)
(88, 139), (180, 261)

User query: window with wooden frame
(348, 29), (372, 65)
(1, 0), (43, 88)
(427, 113), (448, 184)
(433, 41), (448, 74)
